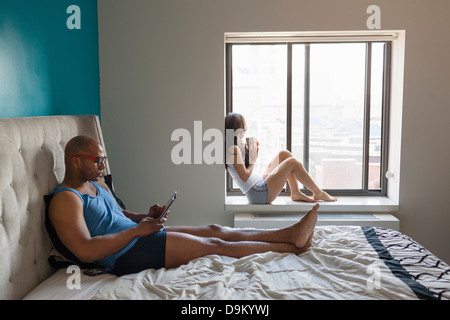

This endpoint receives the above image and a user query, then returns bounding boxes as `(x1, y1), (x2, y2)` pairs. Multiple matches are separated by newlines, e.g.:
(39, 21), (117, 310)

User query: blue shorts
(245, 179), (269, 204)
(112, 230), (167, 276)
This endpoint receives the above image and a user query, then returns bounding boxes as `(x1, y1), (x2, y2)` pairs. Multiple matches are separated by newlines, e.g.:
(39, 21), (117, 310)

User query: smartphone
(158, 191), (177, 219)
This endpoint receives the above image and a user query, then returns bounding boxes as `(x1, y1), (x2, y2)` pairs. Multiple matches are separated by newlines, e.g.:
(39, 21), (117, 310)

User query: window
(226, 32), (394, 196)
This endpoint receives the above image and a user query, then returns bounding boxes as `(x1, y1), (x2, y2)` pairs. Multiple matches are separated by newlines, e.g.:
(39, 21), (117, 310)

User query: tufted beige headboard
(0, 115), (110, 300)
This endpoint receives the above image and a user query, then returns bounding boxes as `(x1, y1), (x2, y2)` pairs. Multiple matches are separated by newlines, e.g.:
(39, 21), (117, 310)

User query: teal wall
(0, 0), (100, 118)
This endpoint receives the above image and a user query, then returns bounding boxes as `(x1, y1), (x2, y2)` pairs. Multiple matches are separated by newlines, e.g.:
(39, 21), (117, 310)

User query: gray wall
(98, 0), (450, 263)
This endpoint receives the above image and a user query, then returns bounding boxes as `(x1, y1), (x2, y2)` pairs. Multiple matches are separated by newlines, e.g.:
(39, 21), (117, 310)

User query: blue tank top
(52, 181), (138, 271)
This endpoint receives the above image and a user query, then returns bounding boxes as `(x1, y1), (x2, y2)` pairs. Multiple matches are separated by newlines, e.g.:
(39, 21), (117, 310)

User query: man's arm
(96, 179), (164, 222)
(121, 209), (147, 223)
(122, 205), (167, 222)
(48, 191), (164, 263)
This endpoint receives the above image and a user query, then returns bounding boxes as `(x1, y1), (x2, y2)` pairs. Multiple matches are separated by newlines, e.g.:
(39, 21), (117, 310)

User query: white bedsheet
(90, 226), (420, 300)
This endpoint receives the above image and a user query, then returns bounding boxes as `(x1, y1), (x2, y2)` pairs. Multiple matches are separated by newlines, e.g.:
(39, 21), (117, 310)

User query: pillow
(103, 174), (127, 210)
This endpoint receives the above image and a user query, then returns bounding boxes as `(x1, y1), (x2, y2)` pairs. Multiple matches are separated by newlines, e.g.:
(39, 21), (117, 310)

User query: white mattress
(23, 269), (116, 300)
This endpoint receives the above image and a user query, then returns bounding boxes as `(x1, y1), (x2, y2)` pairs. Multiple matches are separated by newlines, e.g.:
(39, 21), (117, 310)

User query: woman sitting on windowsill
(225, 112), (337, 205)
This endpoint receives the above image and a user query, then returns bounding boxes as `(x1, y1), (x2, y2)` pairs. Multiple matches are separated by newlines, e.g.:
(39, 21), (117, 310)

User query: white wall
(98, 0), (450, 263)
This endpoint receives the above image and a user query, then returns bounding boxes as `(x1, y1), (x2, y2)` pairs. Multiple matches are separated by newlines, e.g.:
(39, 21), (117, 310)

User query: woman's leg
(262, 151), (315, 202)
(265, 155), (337, 203)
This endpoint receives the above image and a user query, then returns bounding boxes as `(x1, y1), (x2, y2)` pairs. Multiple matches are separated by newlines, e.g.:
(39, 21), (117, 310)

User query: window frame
(225, 34), (393, 197)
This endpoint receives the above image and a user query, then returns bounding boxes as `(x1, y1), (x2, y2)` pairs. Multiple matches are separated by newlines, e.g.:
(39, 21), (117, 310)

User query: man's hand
(135, 216), (166, 237)
(148, 204), (169, 219)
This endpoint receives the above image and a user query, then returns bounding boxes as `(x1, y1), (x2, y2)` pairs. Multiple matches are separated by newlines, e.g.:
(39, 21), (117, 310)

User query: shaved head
(64, 135), (99, 164)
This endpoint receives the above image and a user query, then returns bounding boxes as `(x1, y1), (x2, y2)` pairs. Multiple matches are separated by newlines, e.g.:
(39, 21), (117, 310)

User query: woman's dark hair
(224, 113), (249, 168)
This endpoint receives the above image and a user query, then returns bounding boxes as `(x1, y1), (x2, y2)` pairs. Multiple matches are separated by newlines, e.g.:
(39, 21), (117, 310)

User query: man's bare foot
(294, 231), (314, 255)
(291, 190), (316, 203)
(291, 203), (319, 248)
(313, 190), (337, 202)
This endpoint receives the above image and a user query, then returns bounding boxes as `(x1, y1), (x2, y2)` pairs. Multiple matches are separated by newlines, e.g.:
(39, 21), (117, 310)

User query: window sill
(225, 196), (399, 213)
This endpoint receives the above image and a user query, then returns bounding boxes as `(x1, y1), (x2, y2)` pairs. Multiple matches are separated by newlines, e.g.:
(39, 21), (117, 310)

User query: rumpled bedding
(91, 225), (449, 300)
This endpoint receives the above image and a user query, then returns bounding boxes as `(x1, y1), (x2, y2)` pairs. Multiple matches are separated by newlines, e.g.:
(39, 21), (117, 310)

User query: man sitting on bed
(48, 135), (319, 276)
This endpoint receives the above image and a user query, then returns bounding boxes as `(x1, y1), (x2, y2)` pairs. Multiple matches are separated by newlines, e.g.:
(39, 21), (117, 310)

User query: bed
(1, 115), (449, 300)
(23, 225), (449, 300)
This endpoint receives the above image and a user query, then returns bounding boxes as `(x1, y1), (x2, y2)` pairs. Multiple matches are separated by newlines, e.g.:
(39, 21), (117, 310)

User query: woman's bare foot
(313, 190), (337, 202)
(290, 203), (319, 248)
(291, 190), (316, 203)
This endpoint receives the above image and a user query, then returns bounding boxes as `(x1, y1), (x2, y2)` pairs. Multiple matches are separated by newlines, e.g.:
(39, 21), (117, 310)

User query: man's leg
(166, 203), (318, 246)
(164, 231), (312, 269)
(164, 204), (319, 268)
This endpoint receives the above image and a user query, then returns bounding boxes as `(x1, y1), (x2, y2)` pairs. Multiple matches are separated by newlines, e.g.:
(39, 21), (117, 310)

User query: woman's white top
(227, 164), (264, 194)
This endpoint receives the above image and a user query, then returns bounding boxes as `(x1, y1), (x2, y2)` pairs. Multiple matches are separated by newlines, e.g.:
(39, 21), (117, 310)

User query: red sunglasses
(70, 154), (107, 167)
